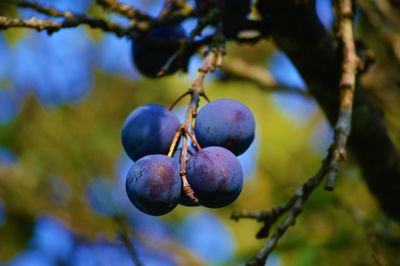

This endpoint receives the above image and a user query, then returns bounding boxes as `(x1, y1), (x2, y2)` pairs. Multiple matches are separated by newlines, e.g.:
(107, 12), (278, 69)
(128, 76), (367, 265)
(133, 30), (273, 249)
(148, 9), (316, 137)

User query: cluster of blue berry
(121, 98), (255, 216)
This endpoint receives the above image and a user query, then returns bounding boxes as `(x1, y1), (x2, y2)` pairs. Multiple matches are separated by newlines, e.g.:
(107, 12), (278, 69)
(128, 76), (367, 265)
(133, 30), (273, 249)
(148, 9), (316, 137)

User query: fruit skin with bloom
(186, 146), (244, 208)
(121, 104), (180, 161)
(194, 98), (255, 156)
(125, 154), (181, 216)
(131, 25), (186, 77)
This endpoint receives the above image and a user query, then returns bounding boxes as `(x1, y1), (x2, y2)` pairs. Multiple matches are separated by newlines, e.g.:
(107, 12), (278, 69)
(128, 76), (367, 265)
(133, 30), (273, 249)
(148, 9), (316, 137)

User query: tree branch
(0, 16), (59, 31)
(3, 0), (193, 36)
(95, 0), (151, 21)
(233, 141), (357, 265)
(0, 2), (131, 36)
(17, 0), (79, 18)
(325, 0), (361, 190)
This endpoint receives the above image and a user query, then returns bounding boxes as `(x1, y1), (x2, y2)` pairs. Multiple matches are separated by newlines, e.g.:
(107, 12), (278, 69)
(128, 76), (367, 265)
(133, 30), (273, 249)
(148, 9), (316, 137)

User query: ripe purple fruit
(186, 146), (244, 208)
(194, 98), (255, 156)
(121, 104), (180, 161)
(131, 25), (186, 77)
(125, 155), (181, 216)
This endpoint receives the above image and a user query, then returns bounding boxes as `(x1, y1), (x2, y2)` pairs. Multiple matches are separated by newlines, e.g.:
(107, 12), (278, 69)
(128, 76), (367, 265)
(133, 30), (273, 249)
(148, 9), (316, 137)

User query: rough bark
(258, 0), (400, 220)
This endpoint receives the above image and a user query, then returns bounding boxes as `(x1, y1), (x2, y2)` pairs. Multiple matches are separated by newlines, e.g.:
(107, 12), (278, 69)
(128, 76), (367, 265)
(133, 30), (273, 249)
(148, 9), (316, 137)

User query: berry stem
(182, 127), (202, 151)
(166, 47), (224, 204)
(169, 90), (190, 110)
(178, 87), (202, 204)
(167, 126), (183, 157)
(180, 133), (198, 204)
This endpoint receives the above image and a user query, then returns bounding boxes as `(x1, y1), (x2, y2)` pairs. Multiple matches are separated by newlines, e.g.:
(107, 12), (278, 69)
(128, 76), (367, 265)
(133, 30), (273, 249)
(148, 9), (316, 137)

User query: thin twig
(7, 0), (191, 36)
(231, 205), (291, 239)
(158, 0), (182, 19)
(167, 126), (183, 157)
(180, 133), (197, 203)
(325, 0), (361, 190)
(95, 0), (151, 21)
(0, 16), (59, 31)
(0, 2), (131, 37)
(169, 91), (190, 110)
(182, 127), (202, 151)
(17, 0), (76, 18)
(220, 57), (310, 97)
(242, 148), (338, 265)
(114, 215), (142, 266)
(158, 7), (220, 76)
(0, 15), (129, 36)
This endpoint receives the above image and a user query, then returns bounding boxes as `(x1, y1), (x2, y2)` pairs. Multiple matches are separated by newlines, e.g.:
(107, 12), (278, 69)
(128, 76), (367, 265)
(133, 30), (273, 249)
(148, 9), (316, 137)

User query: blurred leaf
(0, 211), (34, 261)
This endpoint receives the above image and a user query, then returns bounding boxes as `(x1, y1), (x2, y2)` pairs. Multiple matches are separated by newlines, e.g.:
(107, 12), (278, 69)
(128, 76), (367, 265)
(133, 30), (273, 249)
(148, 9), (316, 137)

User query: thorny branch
(231, 0), (360, 265)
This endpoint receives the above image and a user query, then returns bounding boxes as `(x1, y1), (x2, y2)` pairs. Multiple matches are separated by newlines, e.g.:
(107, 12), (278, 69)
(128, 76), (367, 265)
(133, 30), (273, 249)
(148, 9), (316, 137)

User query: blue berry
(131, 25), (186, 77)
(121, 104), (180, 161)
(194, 99), (255, 155)
(125, 155), (181, 216)
(186, 147), (244, 208)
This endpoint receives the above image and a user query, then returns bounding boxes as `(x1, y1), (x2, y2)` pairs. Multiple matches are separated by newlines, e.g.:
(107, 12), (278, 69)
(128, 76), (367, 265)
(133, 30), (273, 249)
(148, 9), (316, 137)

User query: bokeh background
(1, 0), (400, 265)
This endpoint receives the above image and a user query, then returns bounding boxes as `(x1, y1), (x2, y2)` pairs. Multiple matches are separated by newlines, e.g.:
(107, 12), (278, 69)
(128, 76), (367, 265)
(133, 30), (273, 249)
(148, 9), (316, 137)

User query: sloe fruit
(126, 154), (181, 216)
(121, 104), (180, 161)
(186, 146), (244, 208)
(131, 25), (186, 77)
(194, 98), (255, 156)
